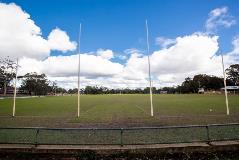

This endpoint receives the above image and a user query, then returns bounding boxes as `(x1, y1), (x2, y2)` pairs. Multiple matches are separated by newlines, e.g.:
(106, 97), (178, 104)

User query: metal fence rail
(0, 123), (238, 146)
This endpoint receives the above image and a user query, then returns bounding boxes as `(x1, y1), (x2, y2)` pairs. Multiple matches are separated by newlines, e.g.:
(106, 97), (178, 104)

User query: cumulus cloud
(229, 37), (239, 55)
(18, 53), (123, 78)
(152, 34), (219, 74)
(0, 2), (76, 60)
(97, 49), (114, 60)
(117, 55), (127, 60)
(155, 37), (176, 48)
(48, 28), (77, 52)
(224, 36), (239, 64)
(16, 33), (239, 89)
(18, 34), (231, 88)
(2, 2), (239, 89)
(121, 34), (223, 86)
(124, 48), (142, 55)
(121, 53), (148, 81)
(0, 3), (49, 59)
(205, 6), (236, 33)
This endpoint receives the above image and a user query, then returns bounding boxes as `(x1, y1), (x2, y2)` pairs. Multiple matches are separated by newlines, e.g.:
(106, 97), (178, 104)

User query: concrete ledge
(0, 142), (239, 159)
(0, 141), (239, 154)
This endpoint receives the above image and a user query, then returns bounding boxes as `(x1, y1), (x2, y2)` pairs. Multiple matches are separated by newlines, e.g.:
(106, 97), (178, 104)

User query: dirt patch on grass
(0, 113), (239, 128)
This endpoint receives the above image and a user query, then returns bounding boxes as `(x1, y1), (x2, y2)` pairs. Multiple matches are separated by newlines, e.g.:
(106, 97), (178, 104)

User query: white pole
(77, 24), (82, 118)
(146, 20), (154, 117)
(221, 54), (229, 115)
(13, 58), (18, 117)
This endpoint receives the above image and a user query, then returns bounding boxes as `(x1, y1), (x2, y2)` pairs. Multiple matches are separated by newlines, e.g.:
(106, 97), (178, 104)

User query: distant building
(221, 86), (239, 90)
(0, 86), (15, 94)
(221, 86), (239, 94)
(0, 86), (27, 95)
(198, 88), (204, 94)
(160, 91), (168, 94)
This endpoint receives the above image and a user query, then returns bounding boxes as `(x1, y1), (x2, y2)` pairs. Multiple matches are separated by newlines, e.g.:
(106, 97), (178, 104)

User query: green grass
(0, 94), (239, 127)
(0, 94), (239, 145)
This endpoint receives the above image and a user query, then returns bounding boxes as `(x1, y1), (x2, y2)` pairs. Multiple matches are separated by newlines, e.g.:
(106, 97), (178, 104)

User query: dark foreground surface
(1, 151), (239, 160)
(0, 141), (239, 160)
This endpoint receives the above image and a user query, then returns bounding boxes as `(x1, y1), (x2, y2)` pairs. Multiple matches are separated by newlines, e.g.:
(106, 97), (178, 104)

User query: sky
(0, 0), (239, 89)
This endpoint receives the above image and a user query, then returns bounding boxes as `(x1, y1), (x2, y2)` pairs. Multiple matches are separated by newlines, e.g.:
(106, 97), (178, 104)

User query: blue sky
(3, 0), (239, 56)
(1, 0), (239, 88)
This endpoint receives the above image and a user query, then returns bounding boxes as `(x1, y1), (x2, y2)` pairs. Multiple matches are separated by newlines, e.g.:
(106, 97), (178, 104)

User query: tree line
(68, 64), (239, 94)
(1, 57), (239, 95)
(0, 58), (17, 95)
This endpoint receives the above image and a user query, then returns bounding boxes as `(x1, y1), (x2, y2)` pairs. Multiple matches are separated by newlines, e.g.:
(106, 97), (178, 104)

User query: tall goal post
(13, 58), (18, 117)
(221, 54), (229, 115)
(77, 24), (82, 118)
(145, 20), (154, 117)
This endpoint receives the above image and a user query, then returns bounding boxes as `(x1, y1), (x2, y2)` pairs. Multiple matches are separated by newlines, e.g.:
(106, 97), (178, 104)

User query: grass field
(0, 94), (239, 128)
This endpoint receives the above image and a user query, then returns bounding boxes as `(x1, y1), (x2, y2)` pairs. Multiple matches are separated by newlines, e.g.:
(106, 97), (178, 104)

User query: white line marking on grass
(0, 96), (45, 100)
(135, 105), (150, 116)
(80, 105), (99, 115)
(0, 115), (70, 118)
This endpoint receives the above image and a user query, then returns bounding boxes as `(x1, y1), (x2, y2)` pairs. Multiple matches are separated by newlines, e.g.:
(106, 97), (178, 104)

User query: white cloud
(155, 37), (176, 48)
(121, 53), (148, 81)
(0, 3), (49, 59)
(97, 49), (114, 60)
(0, 2), (76, 60)
(152, 34), (219, 75)
(48, 28), (76, 52)
(117, 55), (127, 60)
(124, 48), (142, 55)
(17, 33), (239, 89)
(121, 34), (222, 86)
(206, 6), (236, 33)
(230, 37), (239, 55)
(18, 57), (43, 75)
(18, 53), (123, 78)
(2, 2), (239, 89)
(223, 36), (239, 65)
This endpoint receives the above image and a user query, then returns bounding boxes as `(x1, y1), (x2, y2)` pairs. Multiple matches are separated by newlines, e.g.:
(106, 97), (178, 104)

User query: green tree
(68, 88), (78, 94)
(143, 87), (156, 94)
(226, 64), (239, 85)
(181, 77), (198, 93)
(20, 72), (50, 96)
(0, 57), (17, 95)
